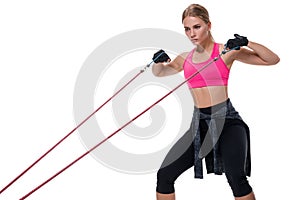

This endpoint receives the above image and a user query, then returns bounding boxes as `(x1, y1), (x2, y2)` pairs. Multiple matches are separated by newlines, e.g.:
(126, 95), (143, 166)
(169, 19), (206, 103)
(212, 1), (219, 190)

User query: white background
(0, 0), (299, 199)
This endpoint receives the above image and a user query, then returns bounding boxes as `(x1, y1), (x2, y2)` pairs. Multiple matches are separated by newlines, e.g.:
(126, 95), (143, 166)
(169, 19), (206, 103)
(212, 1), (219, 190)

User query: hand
(152, 49), (171, 63)
(226, 34), (248, 50)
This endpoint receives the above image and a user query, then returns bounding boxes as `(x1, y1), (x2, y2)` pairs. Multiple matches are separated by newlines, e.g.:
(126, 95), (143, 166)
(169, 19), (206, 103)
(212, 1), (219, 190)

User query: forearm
(152, 62), (181, 77)
(247, 41), (280, 65)
(151, 53), (184, 77)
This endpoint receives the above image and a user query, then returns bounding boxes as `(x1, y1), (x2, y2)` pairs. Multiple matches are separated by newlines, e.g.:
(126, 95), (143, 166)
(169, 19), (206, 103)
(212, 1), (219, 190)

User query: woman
(152, 4), (280, 200)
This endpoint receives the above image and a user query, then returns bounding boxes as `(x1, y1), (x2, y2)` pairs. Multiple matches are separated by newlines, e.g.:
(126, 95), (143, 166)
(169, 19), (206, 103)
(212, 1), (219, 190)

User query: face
(183, 16), (211, 46)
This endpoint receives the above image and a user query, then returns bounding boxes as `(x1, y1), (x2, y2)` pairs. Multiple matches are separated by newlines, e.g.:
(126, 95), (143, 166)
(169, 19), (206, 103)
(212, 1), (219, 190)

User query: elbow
(271, 54), (280, 65)
(151, 67), (163, 77)
(151, 64), (166, 77)
(265, 54), (280, 66)
(275, 55), (280, 64)
(153, 72), (164, 77)
(152, 73), (161, 77)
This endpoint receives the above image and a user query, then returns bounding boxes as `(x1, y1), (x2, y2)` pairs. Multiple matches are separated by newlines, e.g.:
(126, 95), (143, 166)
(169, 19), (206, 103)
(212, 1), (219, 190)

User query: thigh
(219, 122), (253, 197)
(219, 122), (248, 174)
(158, 130), (194, 179)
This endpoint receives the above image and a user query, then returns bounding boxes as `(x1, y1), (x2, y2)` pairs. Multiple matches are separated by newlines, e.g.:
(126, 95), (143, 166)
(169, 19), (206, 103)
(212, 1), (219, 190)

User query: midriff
(190, 86), (229, 108)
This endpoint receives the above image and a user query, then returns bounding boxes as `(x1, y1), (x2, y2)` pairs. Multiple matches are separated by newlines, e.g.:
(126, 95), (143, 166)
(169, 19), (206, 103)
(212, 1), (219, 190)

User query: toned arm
(152, 52), (188, 77)
(234, 41), (280, 66)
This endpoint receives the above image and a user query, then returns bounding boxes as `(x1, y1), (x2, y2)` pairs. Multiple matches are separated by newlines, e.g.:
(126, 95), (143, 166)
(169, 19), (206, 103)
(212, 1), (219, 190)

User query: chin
(192, 42), (201, 46)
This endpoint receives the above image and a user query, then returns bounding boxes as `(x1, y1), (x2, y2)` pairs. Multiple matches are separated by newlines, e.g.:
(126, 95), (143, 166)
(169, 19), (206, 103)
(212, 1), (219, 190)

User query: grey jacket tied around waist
(191, 99), (251, 179)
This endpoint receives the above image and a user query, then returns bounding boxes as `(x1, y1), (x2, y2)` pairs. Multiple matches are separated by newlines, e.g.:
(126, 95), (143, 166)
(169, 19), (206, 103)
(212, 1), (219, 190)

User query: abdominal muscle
(190, 86), (228, 108)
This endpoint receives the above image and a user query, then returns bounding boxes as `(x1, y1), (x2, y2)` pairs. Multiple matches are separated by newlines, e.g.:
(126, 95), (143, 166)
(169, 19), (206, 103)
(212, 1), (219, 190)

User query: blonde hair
(182, 4), (213, 40)
(182, 4), (210, 24)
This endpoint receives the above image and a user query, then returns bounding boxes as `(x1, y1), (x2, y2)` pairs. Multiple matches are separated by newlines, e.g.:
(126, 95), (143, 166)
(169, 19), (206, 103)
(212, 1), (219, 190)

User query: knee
(156, 168), (176, 194)
(226, 174), (253, 197)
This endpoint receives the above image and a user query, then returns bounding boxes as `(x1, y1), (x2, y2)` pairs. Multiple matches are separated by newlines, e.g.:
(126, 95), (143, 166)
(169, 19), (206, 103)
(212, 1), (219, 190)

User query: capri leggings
(156, 119), (252, 197)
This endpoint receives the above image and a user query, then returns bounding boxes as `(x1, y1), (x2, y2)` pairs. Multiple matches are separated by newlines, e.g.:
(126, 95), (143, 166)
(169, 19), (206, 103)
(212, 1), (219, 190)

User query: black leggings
(156, 120), (252, 197)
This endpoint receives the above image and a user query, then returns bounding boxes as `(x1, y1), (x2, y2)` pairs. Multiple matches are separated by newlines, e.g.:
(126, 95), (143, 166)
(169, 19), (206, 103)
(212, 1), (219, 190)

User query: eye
(194, 25), (201, 29)
(184, 27), (190, 32)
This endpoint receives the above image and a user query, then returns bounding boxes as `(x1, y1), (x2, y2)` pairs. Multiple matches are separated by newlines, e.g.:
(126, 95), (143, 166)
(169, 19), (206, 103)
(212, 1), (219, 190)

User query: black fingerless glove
(226, 34), (248, 50)
(152, 49), (170, 63)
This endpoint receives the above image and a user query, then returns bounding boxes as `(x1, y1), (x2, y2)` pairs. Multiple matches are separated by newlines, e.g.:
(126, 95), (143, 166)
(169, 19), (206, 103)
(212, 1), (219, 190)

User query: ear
(207, 21), (212, 31)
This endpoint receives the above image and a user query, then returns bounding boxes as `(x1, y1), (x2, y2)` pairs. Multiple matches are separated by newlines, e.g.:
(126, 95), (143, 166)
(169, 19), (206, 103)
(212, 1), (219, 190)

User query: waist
(192, 98), (242, 121)
(190, 86), (228, 108)
(196, 98), (230, 114)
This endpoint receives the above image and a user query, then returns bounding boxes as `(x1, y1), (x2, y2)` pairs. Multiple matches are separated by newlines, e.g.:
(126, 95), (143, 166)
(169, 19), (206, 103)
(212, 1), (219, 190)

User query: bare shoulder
(217, 43), (238, 67)
(176, 52), (189, 61)
(169, 51), (190, 71)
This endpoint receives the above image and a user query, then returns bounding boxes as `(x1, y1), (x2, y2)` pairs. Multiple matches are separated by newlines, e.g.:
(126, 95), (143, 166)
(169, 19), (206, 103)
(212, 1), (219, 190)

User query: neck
(196, 38), (214, 53)
(195, 34), (214, 53)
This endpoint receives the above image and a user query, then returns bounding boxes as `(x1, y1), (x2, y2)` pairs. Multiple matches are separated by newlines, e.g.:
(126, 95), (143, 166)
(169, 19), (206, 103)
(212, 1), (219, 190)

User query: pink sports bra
(183, 43), (230, 88)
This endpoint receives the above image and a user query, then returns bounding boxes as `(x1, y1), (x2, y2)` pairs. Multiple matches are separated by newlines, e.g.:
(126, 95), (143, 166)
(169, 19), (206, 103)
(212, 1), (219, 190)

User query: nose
(190, 29), (196, 38)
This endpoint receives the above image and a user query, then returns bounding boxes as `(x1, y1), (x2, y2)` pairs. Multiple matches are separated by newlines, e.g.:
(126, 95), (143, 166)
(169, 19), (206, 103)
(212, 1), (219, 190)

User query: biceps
(236, 49), (269, 65)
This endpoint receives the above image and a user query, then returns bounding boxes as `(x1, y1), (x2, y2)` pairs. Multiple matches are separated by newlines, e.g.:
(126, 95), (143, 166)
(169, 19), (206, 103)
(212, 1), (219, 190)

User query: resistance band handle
(141, 50), (166, 72)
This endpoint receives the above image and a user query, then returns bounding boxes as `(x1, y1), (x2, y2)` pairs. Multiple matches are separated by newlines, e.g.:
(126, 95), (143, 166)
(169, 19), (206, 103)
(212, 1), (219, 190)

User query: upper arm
(234, 48), (270, 65)
(232, 41), (280, 66)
